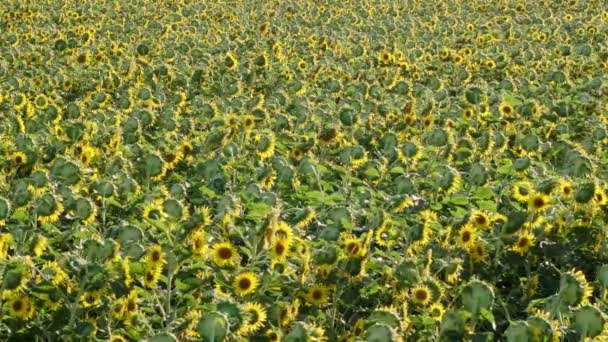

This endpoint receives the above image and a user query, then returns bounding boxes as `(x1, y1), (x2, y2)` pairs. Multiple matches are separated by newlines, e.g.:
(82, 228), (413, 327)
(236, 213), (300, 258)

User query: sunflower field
(1, 0), (608, 341)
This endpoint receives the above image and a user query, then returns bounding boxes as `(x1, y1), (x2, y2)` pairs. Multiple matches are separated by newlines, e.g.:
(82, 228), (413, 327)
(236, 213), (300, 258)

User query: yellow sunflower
(6, 294), (35, 320)
(211, 241), (240, 267)
(233, 271), (259, 296)
(411, 285), (432, 306)
(306, 285), (330, 306)
(512, 230), (535, 255)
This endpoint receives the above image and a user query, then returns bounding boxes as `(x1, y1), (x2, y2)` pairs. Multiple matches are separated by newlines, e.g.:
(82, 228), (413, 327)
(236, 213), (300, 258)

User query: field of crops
(1, 0), (608, 341)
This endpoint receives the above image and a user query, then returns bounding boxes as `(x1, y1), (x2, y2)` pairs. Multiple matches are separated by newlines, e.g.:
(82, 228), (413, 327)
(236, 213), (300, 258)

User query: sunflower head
(233, 272), (259, 296)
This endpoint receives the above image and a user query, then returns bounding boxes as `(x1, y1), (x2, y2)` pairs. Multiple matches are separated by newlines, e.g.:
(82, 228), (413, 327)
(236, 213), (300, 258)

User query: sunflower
(379, 50), (394, 65)
(270, 239), (289, 261)
(37, 194), (64, 224)
(528, 192), (550, 212)
(243, 115), (256, 131)
(452, 54), (464, 65)
(469, 210), (491, 229)
(237, 302), (267, 335)
(6, 294), (34, 320)
(272, 221), (294, 243)
(469, 241), (489, 263)
(12, 152), (27, 165)
(512, 230), (535, 255)
(428, 302), (445, 321)
(34, 94), (49, 110)
(266, 329), (281, 341)
(143, 266), (162, 289)
(512, 181), (533, 202)
(499, 102), (514, 117)
(233, 272), (259, 296)
(123, 290), (138, 319)
(342, 234), (364, 257)
(225, 52), (238, 71)
(463, 108), (474, 120)
(256, 134), (276, 160)
(297, 60), (307, 72)
(109, 336), (127, 342)
(411, 285), (432, 306)
(188, 230), (207, 257)
(457, 224), (477, 249)
(593, 187), (607, 206)
(558, 179), (574, 199)
(163, 151), (183, 170)
(80, 290), (102, 308)
(306, 285), (330, 306)
(179, 141), (194, 159)
(145, 245), (165, 269)
(294, 208), (315, 229)
(142, 201), (164, 221)
(291, 147), (304, 161)
(32, 236), (48, 257)
(211, 241), (240, 267)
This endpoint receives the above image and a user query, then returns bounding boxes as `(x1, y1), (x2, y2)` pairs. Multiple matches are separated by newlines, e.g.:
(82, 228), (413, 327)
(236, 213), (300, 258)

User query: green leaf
(150, 333), (178, 342)
(449, 195), (469, 206)
(197, 312), (228, 342)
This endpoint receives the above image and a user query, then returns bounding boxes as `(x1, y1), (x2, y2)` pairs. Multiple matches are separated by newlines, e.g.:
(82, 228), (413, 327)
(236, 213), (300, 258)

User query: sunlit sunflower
(558, 179), (574, 199)
(142, 201), (164, 221)
(233, 272), (259, 296)
(237, 302), (267, 335)
(429, 302), (445, 321)
(6, 294), (35, 320)
(80, 290), (102, 308)
(225, 52), (238, 71)
(145, 245), (165, 269)
(188, 230), (207, 257)
(528, 192), (550, 212)
(411, 285), (432, 306)
(266, 329), (281, 341)
(342, 234), (364, 257)
(270, 239), (289, 261)
(37, 194), (64, 224)
(457, 224), (477, 249)
(470, 210), (491, 229)
(11, 152), (27, 165)
(499, 102), (514, 117)
(143, 266), (162, 289)
(243, 115), (256, 131)
(306, 285), (330, 306)
(512, 230), (535, 255)
(512, 181), (533, 202)
(109, 336), (127, 342)
(211, 241), (240, 267)
(593, 187), (607, 206)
